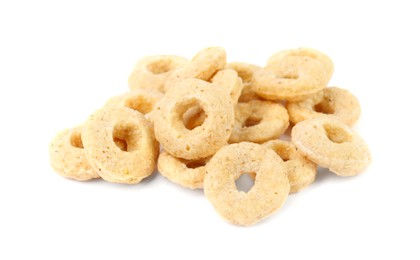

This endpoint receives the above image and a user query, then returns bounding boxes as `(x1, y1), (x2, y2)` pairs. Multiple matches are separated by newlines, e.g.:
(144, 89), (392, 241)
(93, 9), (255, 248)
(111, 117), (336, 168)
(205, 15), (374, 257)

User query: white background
(1, 0), (419, 259)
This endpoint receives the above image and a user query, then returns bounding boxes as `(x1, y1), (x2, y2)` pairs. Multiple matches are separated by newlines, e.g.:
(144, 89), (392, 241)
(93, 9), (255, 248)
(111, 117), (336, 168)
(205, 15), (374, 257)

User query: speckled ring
(286, 87), (361, 126)
(82, 106), (159, 184)
(157, 151), (211, 189)
(226, 62), (263, 102)
(263, 140), (317, 193)
(210, 68), (243, 105)
(165, 47), (226, 92)
(291, 116), (371, 176)
(49, 126), (100, 181)
(128, 55), (188, 93)
(204, 142), (290, 226)
(252, 48), (333, 101)
(229, 100), (289, 143)
(154, 78), (234, 160)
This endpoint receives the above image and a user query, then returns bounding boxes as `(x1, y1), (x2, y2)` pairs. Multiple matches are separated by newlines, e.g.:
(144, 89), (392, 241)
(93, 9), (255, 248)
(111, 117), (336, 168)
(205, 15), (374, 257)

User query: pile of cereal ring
(50, 47), (371, 226)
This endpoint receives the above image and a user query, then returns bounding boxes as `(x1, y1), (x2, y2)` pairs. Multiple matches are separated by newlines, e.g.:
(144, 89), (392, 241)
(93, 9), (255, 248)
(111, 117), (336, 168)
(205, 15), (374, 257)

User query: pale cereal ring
(157, 151), (211, 189)
(204, 142), (290, 226)
(106, 88), (163, 121)
(210, 68), (243, 105)
(291, 116), (371, 176)
(49, 126), (100, 181)
(263, 140), (317, 193)
(286, 87), (361, 126)
(165, 47), (226, 92)
(229, 100), (289, 143)
(82, 106), (159, 184)
(252, 51), (330, 101)
(154, 78), (234, 160)
(226, 62), (263, 102)
(128, 55), (188, 93)
(266, 48), (334, 81)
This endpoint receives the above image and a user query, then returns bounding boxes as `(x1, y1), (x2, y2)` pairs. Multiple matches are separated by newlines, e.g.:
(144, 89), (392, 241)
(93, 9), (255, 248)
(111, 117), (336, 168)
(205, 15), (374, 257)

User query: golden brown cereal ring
(49, 126), (100, 181)
(266, 48), (334, 81)
(106, 88), (163, 121)
(291, 116), (371, 176)
(154, 78), (234, 160)
(226, 62), (263, 102)
(157, 151), (211, 189)
(229, 100), (289, 143)
(252, 51), (331, 101)
(204, 142), (290, 226)
(165, 47), (226, 92)
(128, 55), (188, 93)
(286, 87), (361, 126)
(82, 106), (159, 184)
(210, 68), (243, 105)
(263, 140), (317, 193)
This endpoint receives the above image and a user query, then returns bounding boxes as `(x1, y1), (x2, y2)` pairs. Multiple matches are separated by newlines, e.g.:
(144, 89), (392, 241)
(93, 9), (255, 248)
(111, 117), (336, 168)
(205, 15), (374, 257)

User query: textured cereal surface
(158, 151), (210, 189)
(287, 87), (361, 126)
(82, 106), (159, 184)
(226, 62), (263, 102)
(263, 140), (316, 193)
(204, 142), (290, 226)
(154, 78), (234, 160)
(291, 116), (371, 176)
(229, 100), (289, 143)
(49, 126), (100, 181)
(128, 55), (188, 93)
(210, 68), (243, 105)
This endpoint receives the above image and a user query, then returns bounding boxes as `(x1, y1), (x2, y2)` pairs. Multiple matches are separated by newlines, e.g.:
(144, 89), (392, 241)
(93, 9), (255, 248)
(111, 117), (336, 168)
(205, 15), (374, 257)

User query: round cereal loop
(210, 68), (243, 105)
(226, 62), (263, 102)
(266, 48), (334, 81)
(165, 47), (226, 92)
(229, 100), (289, 144)
(286, 87), (361, 126)
(263, 140), (317, 193)
(154, 78), (234, 160)
(106, 88), (164, 121)
(204, 142), (290, 226)
(157, 151), (211, 189)
(128, 55), (188, 93)
(82, 106), (159, 184)
(252, 52), (330, 101)
(49, 126), (100, 181)
(291, 116), (371, 176)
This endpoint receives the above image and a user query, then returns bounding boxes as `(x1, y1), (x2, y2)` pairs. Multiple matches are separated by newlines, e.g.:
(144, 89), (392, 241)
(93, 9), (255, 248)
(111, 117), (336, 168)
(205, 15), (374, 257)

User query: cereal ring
(291, 116), (371, 176)
(154, 78), (234, 160)
(82, 106), (159, 184)
(106, 89), (163, 121)
(165, 47), (226, 92)
(229, 100), (289, 143)
(286, 87), (361, 126)
(263, 140), (317, 193)
(226, 62), (263, 102)
(128, 55), (188, 93)
(266, 48), (334, 81)
(204, 142), (290, 226)
(49, 126), (100, 181)
(157, 151), (211, 189)
(210, 68), (243, 105)
(252, 51), (330, 101)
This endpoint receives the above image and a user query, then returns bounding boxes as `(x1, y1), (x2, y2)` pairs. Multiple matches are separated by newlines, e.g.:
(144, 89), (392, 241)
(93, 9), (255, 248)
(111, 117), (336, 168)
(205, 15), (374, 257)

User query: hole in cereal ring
(176, 99), (206, 131)
(314, 98), (335, 114)
(271, 144), (292, 162)
(147, 60), (173, 74)
(124, 96), (153, 115)
(244, 116), (262, 127)
(113, 137), (128, 152)
(112, 123), (140, 152)
(235, 173), (255, 193)
(236, 69), (253, 84)
(324, 124), (352, 144)
(185, 159), (206, 169)
(70, 131), (84, 149)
